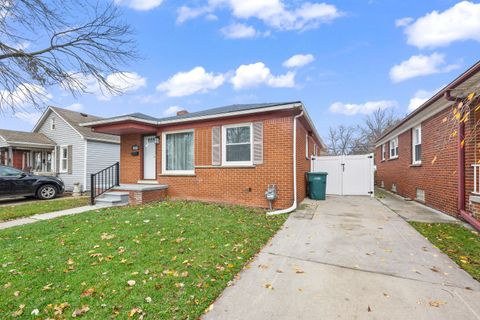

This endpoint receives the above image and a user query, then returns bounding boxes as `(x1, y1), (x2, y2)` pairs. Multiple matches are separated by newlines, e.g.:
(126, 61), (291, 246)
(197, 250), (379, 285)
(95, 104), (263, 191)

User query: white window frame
(389, 137), (398, 159)
(412, 125), (422, 165)
(161, 129), (195, 175)
(381, 144), (386, 161)
(59, 145), (68, 173)
(50, 117), (56, 130)
(222, 122), (253, 166)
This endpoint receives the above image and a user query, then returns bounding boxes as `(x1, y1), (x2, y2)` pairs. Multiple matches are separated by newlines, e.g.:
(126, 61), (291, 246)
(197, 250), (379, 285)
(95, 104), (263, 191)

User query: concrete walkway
(203, 196), (480, 320)
(0, 204), (109, 230)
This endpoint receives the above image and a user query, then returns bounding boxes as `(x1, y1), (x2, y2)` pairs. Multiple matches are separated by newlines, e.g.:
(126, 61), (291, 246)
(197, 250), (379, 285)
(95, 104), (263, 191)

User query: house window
(162, 130), (194, 174)
(389, 137), (398, 159)
(412, 125), (422, 164)
(51, 118), (56, 130)
(305, 134), (309, 158)
(381, 144), (386, 161)
(222, 123), (252, 166)
(60, 146), (68, 173)
(313, 143), (318, 156)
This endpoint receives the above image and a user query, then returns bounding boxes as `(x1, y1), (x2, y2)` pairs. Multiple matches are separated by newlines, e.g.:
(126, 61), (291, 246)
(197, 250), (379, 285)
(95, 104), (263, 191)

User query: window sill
(410, 163), (422, 167)
(388, 157), (398, 161)
(159, 173), (196, 177)
(195, 165), (256, 169)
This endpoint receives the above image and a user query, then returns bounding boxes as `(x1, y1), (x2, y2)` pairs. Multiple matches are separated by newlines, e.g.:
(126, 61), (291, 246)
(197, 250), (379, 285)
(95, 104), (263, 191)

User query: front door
(143, 136), (156, 180)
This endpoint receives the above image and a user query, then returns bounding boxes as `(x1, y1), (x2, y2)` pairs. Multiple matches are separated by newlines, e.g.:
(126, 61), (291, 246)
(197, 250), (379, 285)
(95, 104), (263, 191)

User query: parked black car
(0, 165), (65, 200)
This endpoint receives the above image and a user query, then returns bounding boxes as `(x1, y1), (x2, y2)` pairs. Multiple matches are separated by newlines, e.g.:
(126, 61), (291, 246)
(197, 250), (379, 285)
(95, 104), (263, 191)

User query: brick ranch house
(375, 61), (480, 231)
(83, 102), (325, 210)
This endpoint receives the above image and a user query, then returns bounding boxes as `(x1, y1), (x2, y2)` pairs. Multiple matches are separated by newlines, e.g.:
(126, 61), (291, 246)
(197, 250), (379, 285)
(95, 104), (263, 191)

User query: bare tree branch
(0, 0), (138, 113)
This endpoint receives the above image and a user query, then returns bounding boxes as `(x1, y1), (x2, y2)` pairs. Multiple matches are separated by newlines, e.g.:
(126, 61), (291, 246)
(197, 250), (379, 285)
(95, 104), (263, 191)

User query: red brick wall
(376, 106), (459, 216)
(118, 111), (321, 209)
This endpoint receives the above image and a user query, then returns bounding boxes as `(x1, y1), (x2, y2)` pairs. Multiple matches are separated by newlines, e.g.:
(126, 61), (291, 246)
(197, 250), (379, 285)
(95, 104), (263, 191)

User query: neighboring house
(0, 106), (120, 191)
(83, 101), (325, 209)
(375, 61), (480, 230)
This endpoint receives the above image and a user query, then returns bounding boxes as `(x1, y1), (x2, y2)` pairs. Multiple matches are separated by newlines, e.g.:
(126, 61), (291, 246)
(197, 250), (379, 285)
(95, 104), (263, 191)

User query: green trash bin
(307, 172), (328, 200)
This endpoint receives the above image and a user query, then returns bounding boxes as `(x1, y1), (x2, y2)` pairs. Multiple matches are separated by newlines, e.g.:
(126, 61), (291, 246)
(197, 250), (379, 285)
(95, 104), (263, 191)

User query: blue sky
(3, 0), (480, 138)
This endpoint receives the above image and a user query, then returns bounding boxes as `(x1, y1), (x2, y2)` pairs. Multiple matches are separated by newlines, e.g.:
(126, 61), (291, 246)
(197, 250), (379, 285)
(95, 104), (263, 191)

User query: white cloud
(231, 62), (295, 89)
(0, 83), (52, 108)
(114, 0), (163, 11)
(156, 67), (225, 97)
(66, 103), (84, 112)
(329, 100), (397, 116)
(395, 17), (413, 27)
(283, 54), (315, 68)
(106, 72), (146, 93)
(68, 72), (146, 101)
(389, 53), (458, 83)
(14, 111), (42, 125)
(220, 23), (258, 39)
(164, 106), (184, 116)
(400, 1), (480, 48)
(178, 0), (342, 31)
(407, 87), (444, 112)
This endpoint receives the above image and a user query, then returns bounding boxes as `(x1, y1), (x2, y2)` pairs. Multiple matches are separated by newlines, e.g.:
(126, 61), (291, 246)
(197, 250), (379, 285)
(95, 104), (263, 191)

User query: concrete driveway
(203, 196), (480, 320)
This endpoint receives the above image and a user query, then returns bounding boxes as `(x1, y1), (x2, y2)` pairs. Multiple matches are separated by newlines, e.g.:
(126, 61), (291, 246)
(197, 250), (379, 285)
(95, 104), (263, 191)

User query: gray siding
(85, 140), (120, 190)
(37, 112), (85, 191)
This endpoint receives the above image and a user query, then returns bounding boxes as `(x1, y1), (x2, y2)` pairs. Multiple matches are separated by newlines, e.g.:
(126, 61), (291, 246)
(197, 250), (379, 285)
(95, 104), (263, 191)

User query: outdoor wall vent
(391, 184), (397, 193)
(380, 180), (384, 188)
(416, 188), (425, 203)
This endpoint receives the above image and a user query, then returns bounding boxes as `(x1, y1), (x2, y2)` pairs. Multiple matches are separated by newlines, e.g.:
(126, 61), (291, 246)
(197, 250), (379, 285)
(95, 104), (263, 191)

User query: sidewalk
(0, 204), (108, 230)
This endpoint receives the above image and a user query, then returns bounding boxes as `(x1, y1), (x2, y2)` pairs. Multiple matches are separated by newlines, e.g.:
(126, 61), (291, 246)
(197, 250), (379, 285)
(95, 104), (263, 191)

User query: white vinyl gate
(311, 154), (374, 196)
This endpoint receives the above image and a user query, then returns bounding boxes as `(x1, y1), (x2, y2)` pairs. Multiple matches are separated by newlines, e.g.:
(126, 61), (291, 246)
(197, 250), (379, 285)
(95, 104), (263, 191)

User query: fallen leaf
(81, 288), (95, 297)
(13, 291), (20, 297)
(12, 304), (25, 317)
(72, 305), (90, 317)
(264, 283), (274, 290)
(429, 300), (446, 308)
(101, 233), (115, 240)
(145, 297), (152, 303)
(42, 283), (53, 291)
(54, 302), (70, 315)
(127, 280), (136, 287)
(367, 305), (372, 312)
(31, 309), (39, 316)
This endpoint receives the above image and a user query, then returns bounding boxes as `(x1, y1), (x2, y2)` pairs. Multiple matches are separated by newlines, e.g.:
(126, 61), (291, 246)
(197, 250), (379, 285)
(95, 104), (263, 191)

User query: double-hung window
(389, 137), (398, 159)
(60, 146), (68, 172)
(222, 123), (252, 166)
(162, 130), (194, 174)
(412, 125), (422, 164)
(381, 144), (386, 161)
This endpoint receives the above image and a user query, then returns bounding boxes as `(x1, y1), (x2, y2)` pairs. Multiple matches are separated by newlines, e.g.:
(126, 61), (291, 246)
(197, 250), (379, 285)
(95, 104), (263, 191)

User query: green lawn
(410, 222), (480, 281)
(0, 197), (89, 222)
(0, 201), (286, 319)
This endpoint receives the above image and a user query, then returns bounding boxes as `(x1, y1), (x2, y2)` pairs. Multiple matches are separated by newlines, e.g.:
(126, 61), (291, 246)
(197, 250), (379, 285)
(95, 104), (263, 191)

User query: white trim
(381, 144), (386, 161)
(161, 129), (195, 175)
(222, 122), (253, 167)
(83, 140), (88, 191)
(81, 102), (326, 151)
(1, 141), (55, 147)
(59, 145), (69, 173)
(376, 100), (451, 146)
(412, 125), (422, 165)
(32, 107), (84, 139)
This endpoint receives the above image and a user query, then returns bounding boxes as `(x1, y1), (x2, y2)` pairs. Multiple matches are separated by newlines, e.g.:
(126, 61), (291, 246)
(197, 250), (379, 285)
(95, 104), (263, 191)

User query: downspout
(267, 110), (304, 216)
(445, 91), (480, 231)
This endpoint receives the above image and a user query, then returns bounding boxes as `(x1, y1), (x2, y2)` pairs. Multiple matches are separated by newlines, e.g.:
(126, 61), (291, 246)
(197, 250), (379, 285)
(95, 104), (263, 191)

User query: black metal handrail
(90, 162), (120, 205)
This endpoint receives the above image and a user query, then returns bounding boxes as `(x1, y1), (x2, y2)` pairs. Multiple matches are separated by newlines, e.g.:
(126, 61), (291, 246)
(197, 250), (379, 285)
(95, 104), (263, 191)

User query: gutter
(445, 91), (480, 232)
(267, 111), (304, 216)
(376, 60), (480, 145)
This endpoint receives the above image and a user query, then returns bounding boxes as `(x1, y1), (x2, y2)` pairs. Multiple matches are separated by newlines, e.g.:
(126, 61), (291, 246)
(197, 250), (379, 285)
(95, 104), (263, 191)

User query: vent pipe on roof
(177, 110), (189, 116)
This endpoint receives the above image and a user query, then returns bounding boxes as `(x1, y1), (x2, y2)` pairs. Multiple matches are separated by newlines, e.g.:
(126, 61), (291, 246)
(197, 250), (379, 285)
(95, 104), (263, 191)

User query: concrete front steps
(95, 192), (129, 207)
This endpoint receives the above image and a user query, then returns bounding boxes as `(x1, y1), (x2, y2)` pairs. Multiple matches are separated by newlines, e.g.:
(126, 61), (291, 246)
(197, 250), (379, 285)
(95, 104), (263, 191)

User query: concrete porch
(109, 184), (168, 205)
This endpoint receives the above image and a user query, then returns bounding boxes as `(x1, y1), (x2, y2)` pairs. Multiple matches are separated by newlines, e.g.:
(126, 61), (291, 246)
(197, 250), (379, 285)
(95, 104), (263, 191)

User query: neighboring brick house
(375, 61), (480, 230)
(83, 102), (324, 210)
